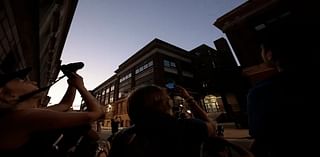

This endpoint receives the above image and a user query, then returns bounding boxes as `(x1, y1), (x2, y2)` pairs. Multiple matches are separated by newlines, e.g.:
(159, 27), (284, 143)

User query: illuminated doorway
(204, 95), (223, 112)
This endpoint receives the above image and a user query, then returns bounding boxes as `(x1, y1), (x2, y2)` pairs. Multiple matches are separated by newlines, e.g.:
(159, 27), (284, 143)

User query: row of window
(93, 58), (192, 109)
(135, 60), (153, 74)
(95, 85), (115, 106)
(120, 59), (183, 84)
(120, 73), (132, 83)
(163, 59), (176, 68)
(120, 60), (154, 83)
(101, 85), (115, 95)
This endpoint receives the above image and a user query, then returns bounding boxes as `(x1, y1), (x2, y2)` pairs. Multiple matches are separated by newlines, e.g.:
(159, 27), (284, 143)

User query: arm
(176, 85), (216, 136)
(46, 85), (76, 112)
(18, 72), (103, 132)
(67, 72), (103, 120)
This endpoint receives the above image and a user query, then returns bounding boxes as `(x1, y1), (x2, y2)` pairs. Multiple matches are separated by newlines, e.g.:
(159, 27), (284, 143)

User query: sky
(47, 0), (246, 109)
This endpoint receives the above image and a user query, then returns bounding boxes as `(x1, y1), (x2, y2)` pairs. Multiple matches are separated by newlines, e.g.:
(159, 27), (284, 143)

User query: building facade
(85, 38), (248, 128)
(0, 0), (78, 106)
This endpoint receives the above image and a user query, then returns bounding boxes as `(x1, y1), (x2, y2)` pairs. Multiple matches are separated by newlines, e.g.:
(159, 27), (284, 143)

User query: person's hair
(127, 84), (172, 124)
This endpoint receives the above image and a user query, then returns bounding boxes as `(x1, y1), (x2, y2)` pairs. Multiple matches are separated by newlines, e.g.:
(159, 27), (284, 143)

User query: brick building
(84, 38), (247, 128)
(0, 0), (78, 106)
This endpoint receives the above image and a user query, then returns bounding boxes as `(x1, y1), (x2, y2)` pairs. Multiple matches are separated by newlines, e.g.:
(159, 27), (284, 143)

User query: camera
(60, 62), (84, 76)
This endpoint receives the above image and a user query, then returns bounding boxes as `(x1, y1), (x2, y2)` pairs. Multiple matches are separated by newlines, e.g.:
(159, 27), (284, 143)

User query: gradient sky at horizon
(48, 0), (246, 109)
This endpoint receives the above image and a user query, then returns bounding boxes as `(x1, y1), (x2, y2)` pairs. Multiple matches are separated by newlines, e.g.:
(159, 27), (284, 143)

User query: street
(98, 128), (112, 142)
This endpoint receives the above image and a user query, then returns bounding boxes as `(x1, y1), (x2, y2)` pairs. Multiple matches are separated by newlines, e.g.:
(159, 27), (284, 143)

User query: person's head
(127, 84), (173, 124)
(258, 14), (316, 72)
(259, 33), (298, 72)
(0, 67), (40, 110)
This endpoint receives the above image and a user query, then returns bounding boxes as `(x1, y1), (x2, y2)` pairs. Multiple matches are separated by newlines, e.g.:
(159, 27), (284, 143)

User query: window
(163, 60), (170, 67)
(204, 95), (222, 112)
(110, 96), (114, 103)
(182, 71), (194, 78)
(163, 59), (176, 68)
(164, 59), (178, 74)
(110, 85), (115, 91)
(120, 73), (132, 83)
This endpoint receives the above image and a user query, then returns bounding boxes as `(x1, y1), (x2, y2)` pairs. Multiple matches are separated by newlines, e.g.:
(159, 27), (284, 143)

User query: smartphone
(165, 82), (176, 89)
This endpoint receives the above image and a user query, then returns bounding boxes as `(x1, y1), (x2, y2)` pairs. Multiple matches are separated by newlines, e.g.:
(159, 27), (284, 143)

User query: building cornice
(214, 0), (280, 32)
(115, 38), (190, 73)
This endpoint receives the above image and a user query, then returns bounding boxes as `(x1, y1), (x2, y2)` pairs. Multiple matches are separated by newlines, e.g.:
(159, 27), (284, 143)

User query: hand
(67, 72), (85, 89)
(175, 85), (191, 99)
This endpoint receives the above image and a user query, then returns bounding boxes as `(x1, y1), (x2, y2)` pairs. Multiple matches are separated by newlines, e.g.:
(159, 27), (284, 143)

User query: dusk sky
(48, 0), (246, 109)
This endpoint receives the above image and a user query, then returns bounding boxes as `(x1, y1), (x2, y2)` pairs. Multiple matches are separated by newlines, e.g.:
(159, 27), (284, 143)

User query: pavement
(98, 128), (112, 142)
(223, 128), (253, 149)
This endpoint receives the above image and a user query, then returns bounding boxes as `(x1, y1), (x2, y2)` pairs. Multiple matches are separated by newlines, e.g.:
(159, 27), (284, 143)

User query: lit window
(204, 95), (222, 112)
(110, 85), (115, 91)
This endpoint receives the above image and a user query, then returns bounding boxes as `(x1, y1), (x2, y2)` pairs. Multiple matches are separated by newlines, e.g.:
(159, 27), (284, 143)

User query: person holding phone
(108, 84), (216, 157)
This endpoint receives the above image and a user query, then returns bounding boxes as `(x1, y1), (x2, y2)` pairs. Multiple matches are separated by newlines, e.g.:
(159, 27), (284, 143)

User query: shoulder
(177, 118), (208, 136)
(248, 77), (277, 100)
(108, 126), (136, 157)
(111, 126), (135, 143)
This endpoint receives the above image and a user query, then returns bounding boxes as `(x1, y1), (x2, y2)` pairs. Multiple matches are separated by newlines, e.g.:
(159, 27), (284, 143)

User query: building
(0, 0), (78, 106)
(86, 38), (247, 128)
(191, 38), (249, 127)
(214, 0), (317, 84)
(212, 0), (319, 128)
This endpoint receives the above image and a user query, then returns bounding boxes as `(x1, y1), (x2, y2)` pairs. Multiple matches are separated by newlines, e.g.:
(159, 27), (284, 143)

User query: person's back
(247, 13), (318, 156)
(110, 115), (208, 157)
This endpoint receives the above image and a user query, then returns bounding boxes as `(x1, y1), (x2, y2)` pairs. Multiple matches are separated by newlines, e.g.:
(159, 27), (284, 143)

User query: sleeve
(247, 88), (258, 137)
(247, 85), (272, 139)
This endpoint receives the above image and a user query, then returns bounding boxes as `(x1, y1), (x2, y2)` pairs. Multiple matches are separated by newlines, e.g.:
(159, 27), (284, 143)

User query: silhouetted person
(247, 13), (318, 157)
(108, 84), (216, 157)
(111, 117), (120, 135)
(0, 68), (103, 156)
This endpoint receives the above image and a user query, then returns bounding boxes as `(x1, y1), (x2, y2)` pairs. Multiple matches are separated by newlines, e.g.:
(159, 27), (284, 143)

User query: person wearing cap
(0, 68), (103, 156)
